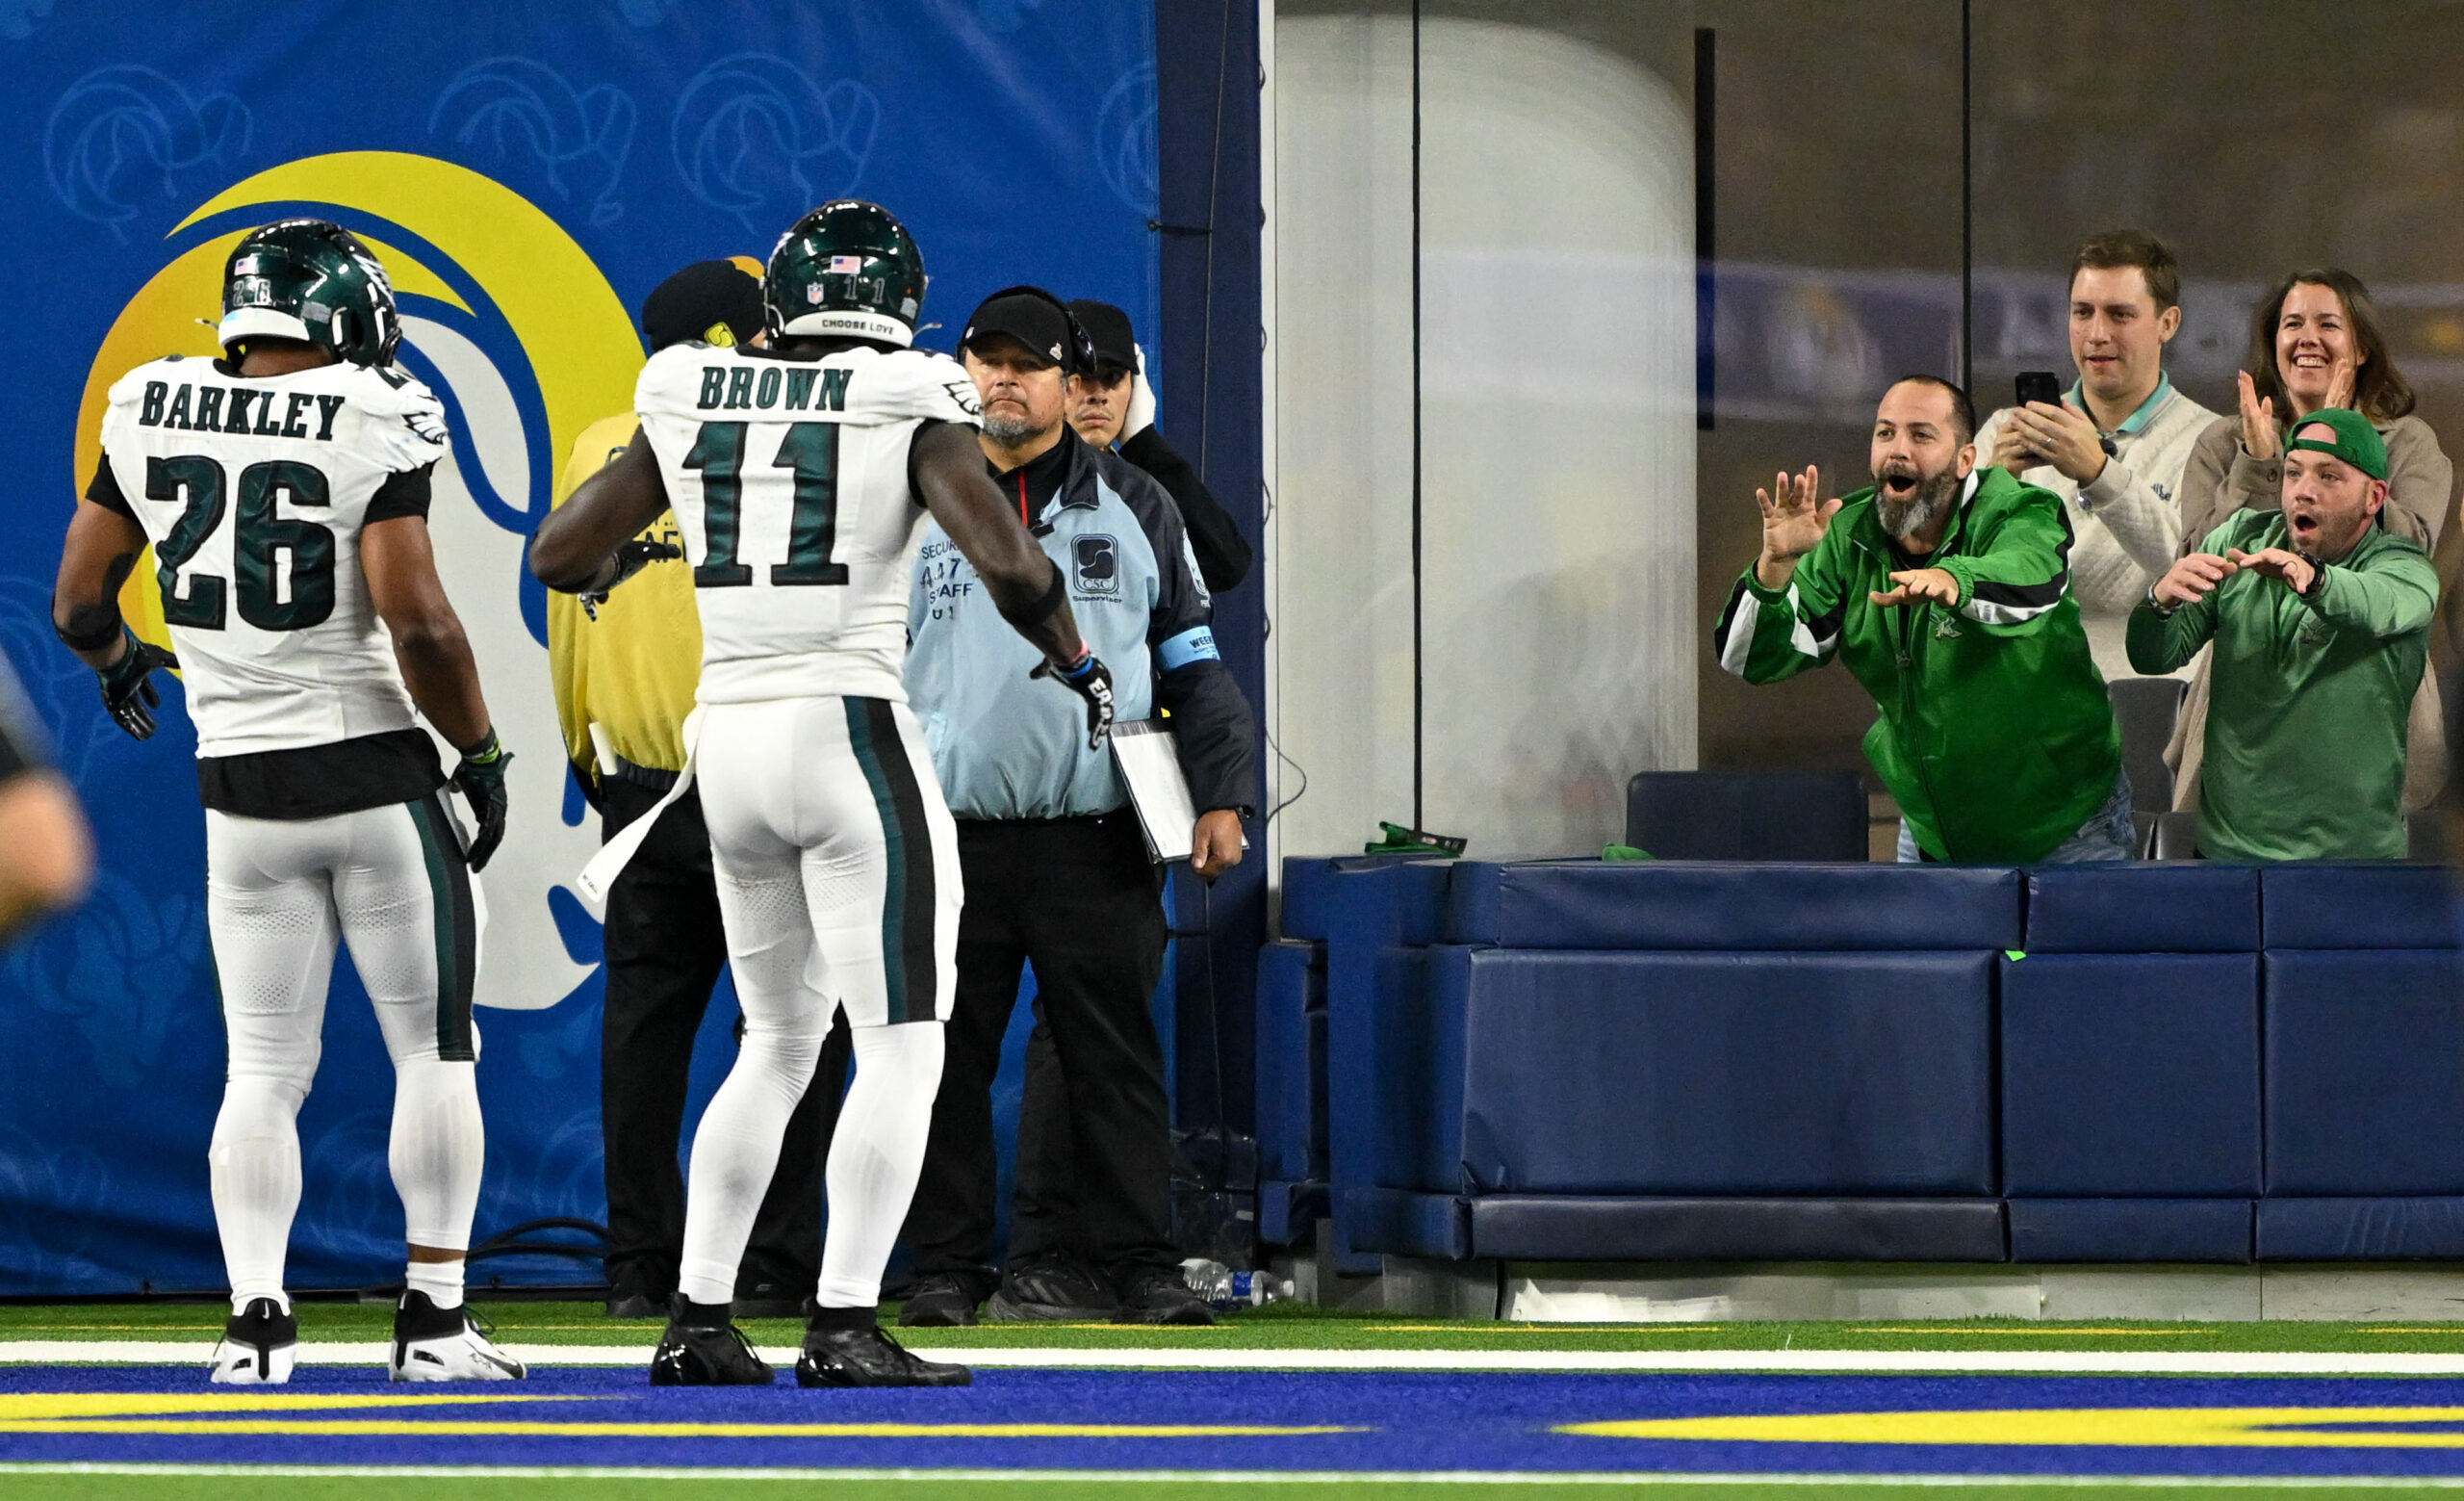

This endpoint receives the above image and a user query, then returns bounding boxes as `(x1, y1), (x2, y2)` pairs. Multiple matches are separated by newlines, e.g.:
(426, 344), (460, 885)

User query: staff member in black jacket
(1065, 299), (1251, 593)
(896, 288), (1258, 1328)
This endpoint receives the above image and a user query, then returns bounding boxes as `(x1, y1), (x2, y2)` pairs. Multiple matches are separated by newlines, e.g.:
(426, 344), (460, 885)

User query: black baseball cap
(642, 260), (764, 351)
(962, 289), (1072, 370)
(1067, 299), (1136, 375)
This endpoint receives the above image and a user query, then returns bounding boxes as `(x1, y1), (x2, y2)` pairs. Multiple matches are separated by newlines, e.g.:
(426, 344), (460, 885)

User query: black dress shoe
(732, 1281), (808, 1321)
(795, 1322), (971, 1387)
(988, 1255), (1120, 1321)
(897, 1272), (984, 1328)
(649, 1299), (774, 1386)
(605, 1291), (665, 1320)
(1111, 1265), (1217, 1326)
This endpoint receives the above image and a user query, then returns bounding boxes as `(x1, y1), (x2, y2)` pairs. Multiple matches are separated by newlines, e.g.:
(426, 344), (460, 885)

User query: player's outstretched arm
(530, 430), (673, 592)
(52, 498), (178, 740)
(911, 420), (1115, 747)
(910, 421), (1084, 663)
(364, 516), (512, 870)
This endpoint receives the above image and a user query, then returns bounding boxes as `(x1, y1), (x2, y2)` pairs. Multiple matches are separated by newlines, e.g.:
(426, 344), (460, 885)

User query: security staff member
(897, 287), (1257, 1327)
(548, 260), (836, 1319)
(1064, 299), (1251, 593)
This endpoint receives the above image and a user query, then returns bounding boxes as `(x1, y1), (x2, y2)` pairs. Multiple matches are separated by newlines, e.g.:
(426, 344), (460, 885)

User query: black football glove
(1030, 650), (1115, 749)
(579, 539), (684, 621)
(450, 729), (514, 872)
(96, 629), (179, 741)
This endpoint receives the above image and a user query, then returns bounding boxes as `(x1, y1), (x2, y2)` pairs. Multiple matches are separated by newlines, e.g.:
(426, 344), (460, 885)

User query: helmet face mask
(764, 199), (927, 347)
(219, 220), (401, 368)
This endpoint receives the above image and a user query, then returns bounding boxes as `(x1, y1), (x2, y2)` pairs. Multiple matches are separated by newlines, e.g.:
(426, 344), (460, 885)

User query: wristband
(996, 560), (1067, 630)
(457, 728), (505, 765)
(54, 608), (122, 654)
(1055, 648), (1094, 681)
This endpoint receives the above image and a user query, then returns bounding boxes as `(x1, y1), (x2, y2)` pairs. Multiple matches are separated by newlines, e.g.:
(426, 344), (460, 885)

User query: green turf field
(10, 1300), (2464, 1355)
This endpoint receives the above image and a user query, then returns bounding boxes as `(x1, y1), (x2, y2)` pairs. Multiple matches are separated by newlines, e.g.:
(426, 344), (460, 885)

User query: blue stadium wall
(0, 0), (1273, 1297)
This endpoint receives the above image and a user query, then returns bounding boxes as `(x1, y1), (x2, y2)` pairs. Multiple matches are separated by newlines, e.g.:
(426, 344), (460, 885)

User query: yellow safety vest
(546, 411), (702, 778)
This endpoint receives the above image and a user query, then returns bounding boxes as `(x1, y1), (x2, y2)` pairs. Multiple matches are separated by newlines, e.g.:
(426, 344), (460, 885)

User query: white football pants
(676, 696), (961, 1311)
(204, 792), (485, 1313)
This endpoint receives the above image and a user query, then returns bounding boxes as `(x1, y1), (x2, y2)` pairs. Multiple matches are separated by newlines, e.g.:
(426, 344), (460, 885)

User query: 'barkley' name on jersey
(126, 364), (449, 447)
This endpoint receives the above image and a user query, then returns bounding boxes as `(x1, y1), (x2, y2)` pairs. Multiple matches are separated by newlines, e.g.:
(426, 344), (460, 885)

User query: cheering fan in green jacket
(1714, 375), (2129, 865)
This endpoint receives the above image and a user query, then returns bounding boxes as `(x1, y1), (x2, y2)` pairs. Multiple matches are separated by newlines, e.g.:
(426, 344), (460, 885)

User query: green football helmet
(218, 219), (401, 367)
(764, 199), (927, 347)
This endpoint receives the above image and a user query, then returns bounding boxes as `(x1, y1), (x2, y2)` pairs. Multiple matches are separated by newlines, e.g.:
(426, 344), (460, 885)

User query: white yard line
(11, 1341), (2464, 1375)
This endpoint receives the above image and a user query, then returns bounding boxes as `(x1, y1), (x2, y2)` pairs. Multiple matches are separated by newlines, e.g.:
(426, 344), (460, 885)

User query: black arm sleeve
(364, 461), (436, 524)
(86, 455), (134, 518)
(1118, 427), (1252, 593)
(1158, 658), (1259, 816)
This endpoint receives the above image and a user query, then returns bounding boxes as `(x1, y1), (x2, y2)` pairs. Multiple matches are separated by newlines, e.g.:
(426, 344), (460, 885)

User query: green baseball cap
(2284, 407), (2389, 480)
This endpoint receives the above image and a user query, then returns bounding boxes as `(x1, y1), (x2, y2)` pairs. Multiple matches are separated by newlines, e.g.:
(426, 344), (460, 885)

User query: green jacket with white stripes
(1712, 464), (2121, 864)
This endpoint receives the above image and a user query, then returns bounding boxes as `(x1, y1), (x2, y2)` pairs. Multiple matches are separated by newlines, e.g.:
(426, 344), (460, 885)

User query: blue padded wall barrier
(2022, 866), (2260, 953)
(1432, 946), (1995, 1196)
(2258, 1198), (2464, 1259)
(1999, 953), (2261, 1196)
(1346, 1188), (1473, 1261)
(1445, 862), (2023, 951)
(1255, 939), (1322, 1188)
(2261, 865), (2462, 950)
(1322, 860), (1458, 1274)
(2264, 948), (2464, 1195)
(1465, 1196), (2008, 1262)
(2008, 1199), (2253, 1262)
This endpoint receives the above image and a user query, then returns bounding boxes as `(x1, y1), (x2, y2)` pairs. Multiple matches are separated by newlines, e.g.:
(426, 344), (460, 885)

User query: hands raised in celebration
(1755, 466), (1841, 588)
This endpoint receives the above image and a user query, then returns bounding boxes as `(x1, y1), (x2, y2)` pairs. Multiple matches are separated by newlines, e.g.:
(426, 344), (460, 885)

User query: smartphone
(2014, 371), (2064, 410)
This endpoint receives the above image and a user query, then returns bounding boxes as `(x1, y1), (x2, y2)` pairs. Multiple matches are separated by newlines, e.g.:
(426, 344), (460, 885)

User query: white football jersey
(634, 343), (981, 705)
(96, 355), (448, 758)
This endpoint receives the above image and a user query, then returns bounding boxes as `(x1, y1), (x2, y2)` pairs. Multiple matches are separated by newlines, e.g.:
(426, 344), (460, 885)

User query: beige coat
(2165, 413), (2456, 816)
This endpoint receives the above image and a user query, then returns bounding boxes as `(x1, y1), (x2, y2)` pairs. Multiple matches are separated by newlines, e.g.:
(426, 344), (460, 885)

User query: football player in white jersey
(532, 200), (1112, 1388)
(51, 220), (525, 1385)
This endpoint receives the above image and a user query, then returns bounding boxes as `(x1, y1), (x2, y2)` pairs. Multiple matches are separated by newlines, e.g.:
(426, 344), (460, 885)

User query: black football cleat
(649, 1298), (774, 1386)
(795, 1321), (972, 1387)
(209, 1297), (298, 1385)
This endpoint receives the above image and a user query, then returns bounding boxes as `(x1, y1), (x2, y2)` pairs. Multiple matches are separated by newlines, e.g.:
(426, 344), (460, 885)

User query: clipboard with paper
(1109, 718), (1199, 864)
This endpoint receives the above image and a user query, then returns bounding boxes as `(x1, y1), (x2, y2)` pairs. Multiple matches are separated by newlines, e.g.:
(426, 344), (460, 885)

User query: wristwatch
(2297, 556), (2328, 601)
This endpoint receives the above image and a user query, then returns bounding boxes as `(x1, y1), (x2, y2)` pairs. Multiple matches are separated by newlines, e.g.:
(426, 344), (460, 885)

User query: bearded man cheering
(1713, 375), (2129, 864)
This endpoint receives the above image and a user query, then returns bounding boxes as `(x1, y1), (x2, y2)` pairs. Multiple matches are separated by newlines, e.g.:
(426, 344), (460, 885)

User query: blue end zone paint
(15, 1367), (2464, 1478)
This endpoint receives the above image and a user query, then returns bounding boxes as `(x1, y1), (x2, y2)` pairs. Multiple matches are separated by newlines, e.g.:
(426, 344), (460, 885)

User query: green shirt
(2125, 511), (2436, 862)
(1713, 466), (2121, 863)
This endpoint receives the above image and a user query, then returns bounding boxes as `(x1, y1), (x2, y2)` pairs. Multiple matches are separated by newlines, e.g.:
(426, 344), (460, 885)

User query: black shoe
(605, 1267), (669, 1321)
(605, 1290), (665, 1320)
(796, 1321), (972, 1387)
(898, 1272), (985, 1328)
(732, 1279), (808, 1321)
(649, 1298), (775, 1386)
(988, 1254), (1120, 1321)
(1111, 1265), (1217, 1326)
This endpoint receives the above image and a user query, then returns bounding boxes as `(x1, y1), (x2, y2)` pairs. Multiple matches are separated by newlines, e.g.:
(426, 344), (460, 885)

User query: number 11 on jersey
(683, 421), (849, 589)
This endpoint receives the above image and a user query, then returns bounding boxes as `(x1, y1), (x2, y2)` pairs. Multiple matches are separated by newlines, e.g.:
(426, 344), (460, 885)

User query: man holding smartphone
(1973, 230), (2219, 680)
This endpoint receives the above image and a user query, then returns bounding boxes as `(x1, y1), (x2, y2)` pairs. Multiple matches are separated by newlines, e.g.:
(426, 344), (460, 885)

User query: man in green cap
(2128, 407), (2437, 861)
(1715, 375), (2129, 864)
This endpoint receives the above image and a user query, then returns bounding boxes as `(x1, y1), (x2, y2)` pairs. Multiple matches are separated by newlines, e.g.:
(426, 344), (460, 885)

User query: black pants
(600, 776), (834, 1296)
(900, 811), (1176, 1289)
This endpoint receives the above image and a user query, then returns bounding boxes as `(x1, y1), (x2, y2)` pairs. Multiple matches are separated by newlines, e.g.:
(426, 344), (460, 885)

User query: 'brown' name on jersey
(695, 364), (853, 414)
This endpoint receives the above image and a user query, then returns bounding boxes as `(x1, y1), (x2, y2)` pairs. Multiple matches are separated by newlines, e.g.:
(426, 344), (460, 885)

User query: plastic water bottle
(1181, 1257), (1293, 1309)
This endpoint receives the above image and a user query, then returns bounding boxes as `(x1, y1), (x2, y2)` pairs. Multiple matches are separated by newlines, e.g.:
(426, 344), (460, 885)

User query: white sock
(676, 1006), (825, 1307)
(209, 1077), (304, 1318)
(390, 1058), (483, 1284)
(405, 1259), (465, 1310)
(815, 1022), (945, 1309)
